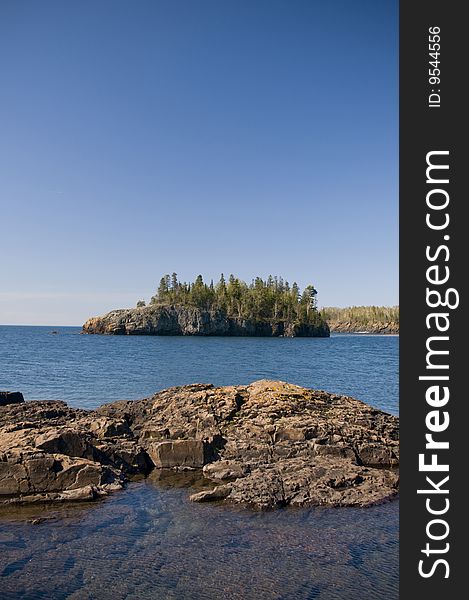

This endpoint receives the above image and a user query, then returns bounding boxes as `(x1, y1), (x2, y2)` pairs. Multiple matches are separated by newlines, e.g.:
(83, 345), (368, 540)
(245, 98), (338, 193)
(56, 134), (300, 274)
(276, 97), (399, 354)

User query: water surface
(0, 326), (398, 415)
(0, 327), (399, 599)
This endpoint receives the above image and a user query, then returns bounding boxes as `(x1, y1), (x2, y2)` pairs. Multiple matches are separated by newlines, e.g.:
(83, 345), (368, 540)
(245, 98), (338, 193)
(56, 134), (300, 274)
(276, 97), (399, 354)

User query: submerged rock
(0, 381), (398, 509)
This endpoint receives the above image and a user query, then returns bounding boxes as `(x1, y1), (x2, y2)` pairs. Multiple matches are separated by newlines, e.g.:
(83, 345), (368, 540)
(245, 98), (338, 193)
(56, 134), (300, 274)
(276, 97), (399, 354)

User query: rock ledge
(0, 381), (398, 509)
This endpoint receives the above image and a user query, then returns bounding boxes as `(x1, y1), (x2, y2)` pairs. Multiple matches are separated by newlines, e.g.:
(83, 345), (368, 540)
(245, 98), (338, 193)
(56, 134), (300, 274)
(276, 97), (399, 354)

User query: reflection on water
(0, 473), (398, 600)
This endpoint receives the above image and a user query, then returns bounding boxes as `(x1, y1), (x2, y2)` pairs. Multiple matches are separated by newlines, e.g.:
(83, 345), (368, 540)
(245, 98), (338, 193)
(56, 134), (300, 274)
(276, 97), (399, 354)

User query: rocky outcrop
(0, 391), (24, 406)
(82, 305), (330, 337)
(0, 401), (148, 505)
(0, 381), (398, 509)
(328, 320), (399, 334)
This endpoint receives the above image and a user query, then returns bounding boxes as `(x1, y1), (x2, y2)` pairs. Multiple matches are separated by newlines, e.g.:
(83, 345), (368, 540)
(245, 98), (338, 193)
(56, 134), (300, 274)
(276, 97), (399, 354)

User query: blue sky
(0, 0), (398, 325)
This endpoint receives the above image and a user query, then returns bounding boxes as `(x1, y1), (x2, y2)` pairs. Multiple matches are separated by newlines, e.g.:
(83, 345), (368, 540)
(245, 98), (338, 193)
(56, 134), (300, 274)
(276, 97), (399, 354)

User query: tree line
(321, 305), (399, 325)
(136, 273), (321, 324)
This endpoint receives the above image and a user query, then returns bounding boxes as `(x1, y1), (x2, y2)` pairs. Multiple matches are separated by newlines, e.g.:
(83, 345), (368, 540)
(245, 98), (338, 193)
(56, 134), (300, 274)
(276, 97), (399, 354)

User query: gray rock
(82, 305), (330, 338)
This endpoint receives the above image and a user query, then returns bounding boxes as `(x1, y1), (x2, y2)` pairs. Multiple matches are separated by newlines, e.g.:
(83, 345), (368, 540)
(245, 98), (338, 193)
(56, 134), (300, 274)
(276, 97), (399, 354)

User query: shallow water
(0, 327), (399, 598)
(0, 472), (398, 600)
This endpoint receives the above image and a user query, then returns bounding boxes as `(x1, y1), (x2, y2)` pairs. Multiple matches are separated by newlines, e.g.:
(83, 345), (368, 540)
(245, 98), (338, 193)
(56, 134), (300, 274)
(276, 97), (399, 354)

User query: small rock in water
(0, 391), (24, 407)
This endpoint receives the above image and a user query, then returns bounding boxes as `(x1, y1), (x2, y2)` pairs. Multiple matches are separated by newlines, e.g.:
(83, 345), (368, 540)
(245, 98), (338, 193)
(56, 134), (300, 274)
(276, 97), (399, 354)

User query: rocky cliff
(0, 381), (398, 509)
(82, 305), (330, 337)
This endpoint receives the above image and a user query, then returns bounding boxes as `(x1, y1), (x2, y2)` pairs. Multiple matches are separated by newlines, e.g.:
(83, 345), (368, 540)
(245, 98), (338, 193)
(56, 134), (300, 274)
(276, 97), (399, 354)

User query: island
(82, 274), (330, 337)
(0, 380), (399, 509)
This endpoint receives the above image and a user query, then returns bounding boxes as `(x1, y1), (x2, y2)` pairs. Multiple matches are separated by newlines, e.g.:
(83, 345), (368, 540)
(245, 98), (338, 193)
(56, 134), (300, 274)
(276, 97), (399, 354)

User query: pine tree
(147, 273), (322, 325)
(157, 276), (169, 300)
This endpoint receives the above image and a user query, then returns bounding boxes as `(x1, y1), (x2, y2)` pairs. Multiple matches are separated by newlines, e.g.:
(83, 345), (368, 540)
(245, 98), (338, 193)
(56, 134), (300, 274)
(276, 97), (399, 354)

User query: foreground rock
(0, 401), (148, 505)
(82, 305), (329, 337)
(0, 381), (398, 508)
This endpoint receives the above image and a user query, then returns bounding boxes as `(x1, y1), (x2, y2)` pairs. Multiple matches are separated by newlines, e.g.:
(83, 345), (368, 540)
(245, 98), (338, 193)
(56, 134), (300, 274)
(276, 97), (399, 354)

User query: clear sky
(0, 0), (398, 326)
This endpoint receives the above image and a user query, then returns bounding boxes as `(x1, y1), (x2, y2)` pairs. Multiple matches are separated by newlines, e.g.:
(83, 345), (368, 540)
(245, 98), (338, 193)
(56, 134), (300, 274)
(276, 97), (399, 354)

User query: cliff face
(82, 305), (330, 337)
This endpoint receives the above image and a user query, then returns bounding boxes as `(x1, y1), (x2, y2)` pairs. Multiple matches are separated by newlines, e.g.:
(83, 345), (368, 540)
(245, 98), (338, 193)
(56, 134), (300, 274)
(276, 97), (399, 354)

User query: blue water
(0, 326), (399, 599)
(0, 326), (398, 415)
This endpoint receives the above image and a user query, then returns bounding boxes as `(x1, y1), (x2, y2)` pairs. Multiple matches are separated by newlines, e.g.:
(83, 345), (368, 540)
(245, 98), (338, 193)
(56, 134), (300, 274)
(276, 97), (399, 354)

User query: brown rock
(0, 380), (399, 509)
(89, 417), (131, 439)
(0, 450), (120, 504)
(146, 439), (207, 468)
(97, 440), (151, 474)
(313, 445), (357, 460)
(202, 460), (249, 481)
(35, 429), (96, 460)
(357, 443), (398, 467)
(273, 427), (307, 442)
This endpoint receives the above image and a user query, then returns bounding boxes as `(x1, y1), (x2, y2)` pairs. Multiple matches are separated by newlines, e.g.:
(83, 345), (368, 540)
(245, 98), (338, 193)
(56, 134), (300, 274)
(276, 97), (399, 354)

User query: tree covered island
(83, 274), (329, 337)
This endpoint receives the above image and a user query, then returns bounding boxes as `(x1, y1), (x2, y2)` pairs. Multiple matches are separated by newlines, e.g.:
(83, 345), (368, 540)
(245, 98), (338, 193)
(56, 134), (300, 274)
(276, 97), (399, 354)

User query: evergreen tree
(157, 276), (169, 299)
(218, 273), (226, 290)
(146, 273), (322, 325)
(291, 282), (300, 302)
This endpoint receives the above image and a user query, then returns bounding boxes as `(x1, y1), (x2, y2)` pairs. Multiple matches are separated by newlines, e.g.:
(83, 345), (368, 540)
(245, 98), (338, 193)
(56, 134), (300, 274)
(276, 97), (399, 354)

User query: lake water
(0, 326), (398, 415)
(0, 327), (399, 599)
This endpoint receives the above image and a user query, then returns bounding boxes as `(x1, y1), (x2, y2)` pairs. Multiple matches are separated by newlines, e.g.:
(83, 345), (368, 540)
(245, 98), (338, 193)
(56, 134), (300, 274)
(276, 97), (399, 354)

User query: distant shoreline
(322, 306), (399, 335)
(331, 331), (399, 336)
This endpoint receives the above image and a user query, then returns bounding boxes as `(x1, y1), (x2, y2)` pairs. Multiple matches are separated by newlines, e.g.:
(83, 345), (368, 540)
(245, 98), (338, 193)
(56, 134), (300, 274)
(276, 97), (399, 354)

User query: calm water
(0, 326), (398, 415)
(0, 326), (399, 599)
